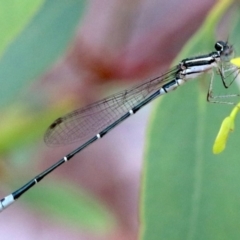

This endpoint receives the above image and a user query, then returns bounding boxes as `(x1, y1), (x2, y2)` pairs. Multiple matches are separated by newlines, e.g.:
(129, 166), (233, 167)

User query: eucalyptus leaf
(0, 0), (87, 108)
(141, 1), (240, 239)
(24, 181), (115, 233)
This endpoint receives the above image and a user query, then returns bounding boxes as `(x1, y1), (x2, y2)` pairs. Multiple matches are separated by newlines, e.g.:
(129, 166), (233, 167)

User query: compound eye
(215, 41), (225, 51)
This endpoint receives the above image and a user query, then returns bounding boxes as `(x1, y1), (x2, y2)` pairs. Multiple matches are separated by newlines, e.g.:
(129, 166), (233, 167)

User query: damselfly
(0, 41), (239, 212)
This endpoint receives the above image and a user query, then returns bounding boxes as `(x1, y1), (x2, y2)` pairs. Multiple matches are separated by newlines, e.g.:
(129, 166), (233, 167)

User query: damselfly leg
(207, 64), (240, 104)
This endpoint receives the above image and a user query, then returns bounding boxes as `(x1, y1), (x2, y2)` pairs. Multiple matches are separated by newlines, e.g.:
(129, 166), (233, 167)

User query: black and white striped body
(0, 41), (234, 212)
(159, 49), (223, 95)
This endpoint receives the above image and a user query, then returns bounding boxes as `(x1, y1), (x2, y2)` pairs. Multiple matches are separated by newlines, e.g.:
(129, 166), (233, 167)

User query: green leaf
(141, 1), (240, 239)
(0, 0), (44, 56)
(0, 100), (73, 153)
(23, 181), (115, 233)
(141, 80), (240, 240)
(0, 0), (87, 108)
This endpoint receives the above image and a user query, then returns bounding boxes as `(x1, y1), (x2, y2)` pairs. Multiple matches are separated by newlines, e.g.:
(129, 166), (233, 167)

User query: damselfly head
(215, 41), (234, 62)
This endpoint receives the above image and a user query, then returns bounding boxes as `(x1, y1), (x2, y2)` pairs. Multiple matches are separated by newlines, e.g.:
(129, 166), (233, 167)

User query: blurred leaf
(24, 181), (115, 232)
(0, 99), (74, 153)
(0, 0), (87, 108)
(141, 1), (240, 240)
(0, 0), (44, 56)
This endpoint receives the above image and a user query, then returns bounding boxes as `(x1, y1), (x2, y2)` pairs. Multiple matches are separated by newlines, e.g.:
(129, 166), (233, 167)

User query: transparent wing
(44, 67), (178, 146)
